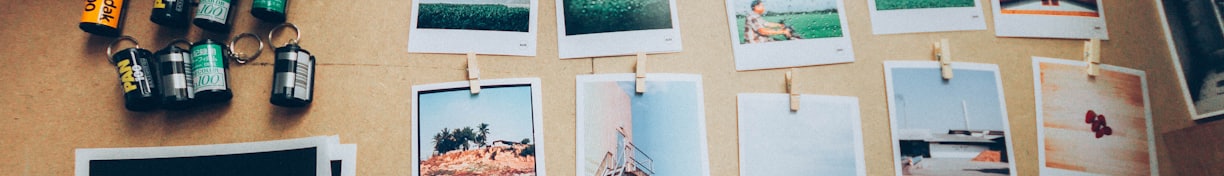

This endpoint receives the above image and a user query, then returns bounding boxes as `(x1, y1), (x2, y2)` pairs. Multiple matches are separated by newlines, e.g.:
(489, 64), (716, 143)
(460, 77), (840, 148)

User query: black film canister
(150, 0), (192, 27)
(251, 0), (288, 23)
(155, 43), (194, 109)
(270, 44), (315, 107)
(111, 48), (161, 111)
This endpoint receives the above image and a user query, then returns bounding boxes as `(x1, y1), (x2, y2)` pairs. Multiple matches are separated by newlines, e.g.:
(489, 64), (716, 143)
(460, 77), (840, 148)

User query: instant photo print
(868, 0), (987, 34)
(409, 0), (539, 56)
(992, 0), (1109, 39)
(725, 0), (855, 71)
(1032, 57), (1157, 176)
(884, 61), (1017, 176)
(557, 0), (683, 59)
(410, 78), (546, 176)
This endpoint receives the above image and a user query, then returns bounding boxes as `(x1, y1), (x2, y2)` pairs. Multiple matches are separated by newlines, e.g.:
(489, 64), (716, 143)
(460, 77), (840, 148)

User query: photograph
(576, 73), (709, 176)
(991, 0), (1108, 39)
(75, 136), (334, 176)
(737, 93), (866, 176)
(884, 61), (1016, 176)
(330, 144), (357, 176)
(999, 0), (1099, 17)
(1032, 57), (1157, 176)
(725, 0), (854, 70)
(416, 0), (531, 32)
(411, 78), (545, 176)
(562, 0), (673, 36)
(556, 0), (682, 59)
(876, 0), (975, 11)
(408, 0), (538, 56)
(731, 0), (843, 44)
(1160, 0), (1224, 119)
(867, 0), (985, 34)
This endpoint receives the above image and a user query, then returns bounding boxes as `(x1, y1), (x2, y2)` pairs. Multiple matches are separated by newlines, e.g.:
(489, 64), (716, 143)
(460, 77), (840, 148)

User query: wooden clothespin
(467, 52), (481, 94)
(1084, 38), (1101, 77)
(635, 53), (647, 93)
(933, 39), (953, 80)
(786, 68), (799, 111)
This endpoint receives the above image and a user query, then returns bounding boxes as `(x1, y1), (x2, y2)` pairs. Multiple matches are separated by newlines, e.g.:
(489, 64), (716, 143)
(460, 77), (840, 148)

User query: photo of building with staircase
(578, 77), (710, 176)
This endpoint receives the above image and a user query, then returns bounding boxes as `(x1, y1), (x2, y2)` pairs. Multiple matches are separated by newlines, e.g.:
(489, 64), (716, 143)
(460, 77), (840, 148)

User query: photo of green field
(733, 0), (843, 44)
(875, 0), (974, 11)
(417, 0), (531, 32)
(563, 0), (673, 36)
(736, 12), (842, 44)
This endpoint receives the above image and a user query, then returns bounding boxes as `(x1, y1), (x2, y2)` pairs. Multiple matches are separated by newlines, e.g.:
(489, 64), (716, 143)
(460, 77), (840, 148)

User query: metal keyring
(106, 36), (140, 63)
(166, 38), (192, 50)
(228, 33), (264, 64)
(268, 23), (301, 48)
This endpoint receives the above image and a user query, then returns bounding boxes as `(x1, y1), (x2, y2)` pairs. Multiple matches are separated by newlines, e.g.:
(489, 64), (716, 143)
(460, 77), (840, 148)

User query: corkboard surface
(0, 0), (1214, 175)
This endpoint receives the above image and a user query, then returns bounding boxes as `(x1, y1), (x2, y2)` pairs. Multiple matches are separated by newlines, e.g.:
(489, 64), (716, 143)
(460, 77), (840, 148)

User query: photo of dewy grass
(876, 0), (974, 10)
(734, 0), (842, 44)
(563, 0), (674, 36)
(417, 0), (531, 32)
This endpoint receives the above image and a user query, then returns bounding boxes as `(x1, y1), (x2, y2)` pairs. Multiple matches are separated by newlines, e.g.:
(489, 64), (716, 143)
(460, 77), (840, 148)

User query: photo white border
(556, 0), (683, 59)
(1155, 0), (1224, 120)
(883, 61), (1017, 176)
(408, 0), (539, 56)
(724, 0), (855, 71)
(410, 78), (547, 176)
(991, 0), (1110, 39)
(330, 144), (358, 176)
(1030, 57), (1158, 176)
(735, 93), (866, 176)
(574, 73), (710, 176)
(867, 0), (987, 35)
(74, 136), (333, 176)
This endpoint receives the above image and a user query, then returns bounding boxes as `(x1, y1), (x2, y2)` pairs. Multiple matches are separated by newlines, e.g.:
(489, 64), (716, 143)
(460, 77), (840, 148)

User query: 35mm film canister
(268, 23), (314, 107)
(80, 0), (129, 36)
(107, 36), (161, 111)
(251, 0), (288, 23)
(155, 40), (194, 110)
(150, 0), (192, 27)
(193, 0), (235, 32)
(190, 38), (233, 103)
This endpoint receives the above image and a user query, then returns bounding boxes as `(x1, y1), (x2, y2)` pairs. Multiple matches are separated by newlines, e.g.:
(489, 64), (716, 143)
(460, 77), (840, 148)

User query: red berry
(1092, 121), (1101, 132)
(1102, 126), (1113, 135)
(1095, 131), (1104, 138)
(1085, 110), (1096, 123)
(1097, 115), (1107, 126)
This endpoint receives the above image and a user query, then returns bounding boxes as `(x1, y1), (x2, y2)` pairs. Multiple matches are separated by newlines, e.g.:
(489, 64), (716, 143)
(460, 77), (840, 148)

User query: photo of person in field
(737, 0), (843, 44)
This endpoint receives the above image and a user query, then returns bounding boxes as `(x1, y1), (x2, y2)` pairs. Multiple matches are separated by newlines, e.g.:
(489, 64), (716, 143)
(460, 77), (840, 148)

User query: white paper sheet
(737, 93), (866, 176)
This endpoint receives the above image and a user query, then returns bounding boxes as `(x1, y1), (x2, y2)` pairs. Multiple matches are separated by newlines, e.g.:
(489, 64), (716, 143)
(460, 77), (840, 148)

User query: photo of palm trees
(413, 81), (543, 176)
